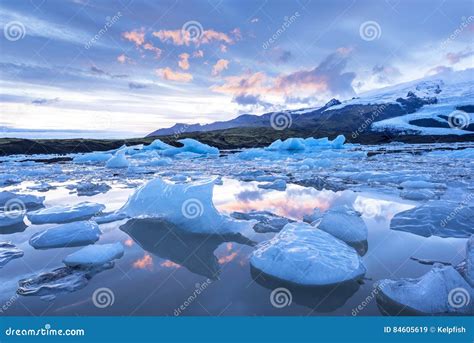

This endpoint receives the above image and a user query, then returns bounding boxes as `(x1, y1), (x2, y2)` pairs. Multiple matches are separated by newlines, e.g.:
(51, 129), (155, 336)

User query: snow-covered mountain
(148, 69), (474, 138)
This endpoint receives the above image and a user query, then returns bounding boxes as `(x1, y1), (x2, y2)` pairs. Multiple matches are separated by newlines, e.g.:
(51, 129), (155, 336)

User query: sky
(0, 0), (473, 138)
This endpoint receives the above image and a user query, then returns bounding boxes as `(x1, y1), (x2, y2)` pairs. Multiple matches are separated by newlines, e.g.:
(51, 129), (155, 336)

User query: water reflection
(120, 218), (255, 279)
(250, 266), (361, 313)
(0, 222), (27, 235)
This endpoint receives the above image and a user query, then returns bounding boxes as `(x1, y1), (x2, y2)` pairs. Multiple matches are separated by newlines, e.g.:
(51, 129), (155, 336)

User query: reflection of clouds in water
(124, 239), (134, 247)
(218, 183), (358, 220)
(133, 254), (153, 270)
(161, 260), (181, 269)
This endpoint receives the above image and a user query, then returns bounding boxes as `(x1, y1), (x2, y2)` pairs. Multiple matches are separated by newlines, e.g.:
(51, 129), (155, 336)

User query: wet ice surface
(0, 140), (473, 315)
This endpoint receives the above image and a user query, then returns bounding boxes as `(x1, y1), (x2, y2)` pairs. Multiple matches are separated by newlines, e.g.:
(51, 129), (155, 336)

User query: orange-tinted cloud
(156, 67), (193, 82)
(133, 254), (153, 270)
(122, 29), (145, 46)
(124, 238), (134, 247)
(212, 59), (229, 76)
(161, 260), (181, 268)
(178, 53), (190, 70)
(143, 43), (162, 58)
(212, 71), (267, 94)
(218, 252), (238, 264)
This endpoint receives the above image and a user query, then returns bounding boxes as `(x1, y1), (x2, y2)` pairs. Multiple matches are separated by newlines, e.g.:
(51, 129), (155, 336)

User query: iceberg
(0, 242), (24, 268)
(142, 139), (173, 151)
(29, 221), (101, 249)
(119, 177), (252, 234)
(250, 222), (366, 286)
(63, 243), (124, 267)
(73, 152), (113, 164)
(27, 202), (105, 224)
(231, 210), (293, 233)
(314, 206), (368, 244)
(0, 191), (44, 210)
(376, 265), (474, 315)
(106, 150), (129, 168)
(266, 138), (306, 151)
(161, 138), (219, 156)
(390, 201), (474, 238)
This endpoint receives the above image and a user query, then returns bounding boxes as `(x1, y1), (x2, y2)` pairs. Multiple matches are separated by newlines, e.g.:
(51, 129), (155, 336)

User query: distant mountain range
(148, 69), (474, 138)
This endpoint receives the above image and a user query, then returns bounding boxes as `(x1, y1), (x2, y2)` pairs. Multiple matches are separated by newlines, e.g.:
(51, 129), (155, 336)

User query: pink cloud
(133, 254), (153, 270)
(178, 53), (190, 70)
(211, 59), (230, 76)
(117, 54), (132, 64)
(220, 44), (228, 53)
(153, 29), (233, 46)
(122, 29), (145, 46)
(143, 42), (162, 58)
(156, 67), (193, 82)
(446, 48), (474, 64)
(193, 50), (204, 58)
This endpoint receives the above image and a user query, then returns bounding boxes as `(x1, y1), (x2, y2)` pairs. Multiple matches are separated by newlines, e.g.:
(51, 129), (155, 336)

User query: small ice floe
(119, 177), (252, 234)
(161, 138), (219, 156)
(313, 206), (368, 245)
(250, 222), (366, 286)
(106, 150), (129, 168)
(17, 263), (113, 301)
(400, 189), (436, 201)
(0, 242), (23, 268)
(145, 158), (172, 166)
(27, 202), (105, 224)
(0, 211), (25, 228)
(73, 151), (113, 164)
(0, 174), (20, 186)
(390, 201), (474, 238)
(63, 243), (124, 267)
(400, 180), (447, 189)
(68, 181), (111, 196)
(29, 221), (101, 249)
(257, 179), (287, 191)
(28, 182), (55, 192)
(375, 264), (474, 315)
(0, 191), (44, 210)
(231, 210), (294, 233)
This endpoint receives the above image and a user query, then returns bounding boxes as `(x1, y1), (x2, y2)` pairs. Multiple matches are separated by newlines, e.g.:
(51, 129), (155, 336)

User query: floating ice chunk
(29, 221), (101, 249)
(236, 148), (275, 160)
(175, 151), (203, 159)
(73, 152), (113, 164)
(314, 206), (368, 244)
(17, 263), (113, 301)
(298, 158), (332, 169)
(330, 134), (346, 149)
(170, 174), (188, 182)
(375, 265), (474, 315)
(142, 139), (173, 151)
(0, 192), (44, 210)
(63, 243), (124, 267)
(0, 242), (23, 268)
(0, 174), (20, 186)
(250, 222), (366, 286)
(231, 210), (293, 233)
(400, 180), (446, 189)
(267, 138), (306, 151)
(69, 182), (111, 196)
(106, 150), (129, 168)
(119, 177), (252, 234)
(304, 137), (330, 147)
(161, 139), (219, 156)
(303, 208), (323, 223)
(400, 189), (436, 201)
(257, 179), (287, 191)
(390, 201), (474, 238)
(146, 158), (172, 166)
(0, 212), (25, 228)
(93, 211), (129, 224)
(27, 202), (105, 224)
